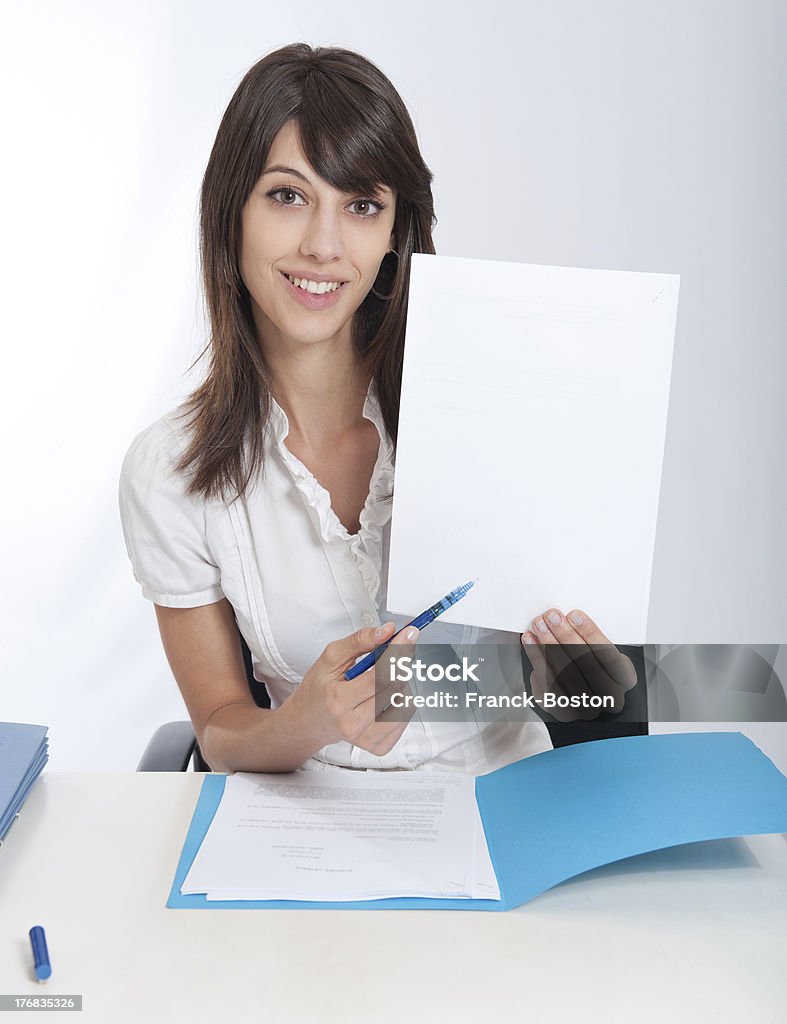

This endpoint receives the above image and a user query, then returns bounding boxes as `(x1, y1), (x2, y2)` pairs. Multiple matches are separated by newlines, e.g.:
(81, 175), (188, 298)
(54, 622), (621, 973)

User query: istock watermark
(387, 687), (614, 712)
(372, 643), (786, 724)
(389, 655), (482, 683)
(374, 643), (624, 723)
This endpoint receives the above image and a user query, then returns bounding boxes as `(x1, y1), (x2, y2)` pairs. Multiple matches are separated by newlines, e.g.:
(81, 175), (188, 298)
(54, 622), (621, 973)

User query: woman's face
(240, 120), (396, 351)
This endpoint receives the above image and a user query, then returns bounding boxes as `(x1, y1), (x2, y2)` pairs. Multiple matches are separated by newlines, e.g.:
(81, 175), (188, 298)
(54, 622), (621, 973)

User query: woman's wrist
(278, 683), (338, 756)
(201, 699), (324, 773)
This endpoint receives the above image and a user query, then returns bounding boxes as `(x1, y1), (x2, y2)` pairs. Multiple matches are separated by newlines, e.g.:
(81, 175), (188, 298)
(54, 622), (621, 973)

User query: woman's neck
(265, 340), (372, 450)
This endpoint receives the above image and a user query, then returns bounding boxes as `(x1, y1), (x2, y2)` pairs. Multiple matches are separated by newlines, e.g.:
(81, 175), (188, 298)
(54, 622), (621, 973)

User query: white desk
(1, 773), (785, 1024)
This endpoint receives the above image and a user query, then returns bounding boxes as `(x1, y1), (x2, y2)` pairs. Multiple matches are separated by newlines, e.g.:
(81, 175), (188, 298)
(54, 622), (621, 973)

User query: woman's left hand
(521, 608), (638, 722)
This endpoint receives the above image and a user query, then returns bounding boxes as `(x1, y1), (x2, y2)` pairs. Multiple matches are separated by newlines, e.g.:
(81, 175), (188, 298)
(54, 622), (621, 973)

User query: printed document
(387, 254), (680, 642)
(182, 769), (500, 902)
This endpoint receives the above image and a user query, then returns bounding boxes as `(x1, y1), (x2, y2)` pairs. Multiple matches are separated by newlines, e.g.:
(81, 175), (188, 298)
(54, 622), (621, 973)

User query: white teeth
(286, 274), (343, 294)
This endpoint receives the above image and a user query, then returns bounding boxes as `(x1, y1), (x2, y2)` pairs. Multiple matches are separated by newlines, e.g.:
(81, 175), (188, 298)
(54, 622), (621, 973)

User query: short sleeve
(118, 417), (224, 607)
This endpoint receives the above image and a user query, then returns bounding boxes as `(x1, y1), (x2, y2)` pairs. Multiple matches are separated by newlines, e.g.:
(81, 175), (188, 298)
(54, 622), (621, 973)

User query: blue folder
(167, 732), (787, 911)
(0, 722), (49, 842)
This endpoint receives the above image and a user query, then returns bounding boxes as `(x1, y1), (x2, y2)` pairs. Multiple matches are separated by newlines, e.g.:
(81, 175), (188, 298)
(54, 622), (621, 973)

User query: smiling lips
(284, 272), (345, 294)
(279, 270), (348, 309)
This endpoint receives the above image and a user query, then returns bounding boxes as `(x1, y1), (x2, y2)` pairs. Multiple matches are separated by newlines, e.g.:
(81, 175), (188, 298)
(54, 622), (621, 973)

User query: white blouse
(119, 382), (551, 774)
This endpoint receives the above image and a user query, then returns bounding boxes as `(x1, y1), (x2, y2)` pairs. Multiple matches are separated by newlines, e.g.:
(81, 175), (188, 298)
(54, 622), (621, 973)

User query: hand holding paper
(522, 607), (638, 721)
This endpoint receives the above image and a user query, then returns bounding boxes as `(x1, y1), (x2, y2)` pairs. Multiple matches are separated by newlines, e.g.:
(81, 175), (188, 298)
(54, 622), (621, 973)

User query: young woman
(120, 44), (636, 775)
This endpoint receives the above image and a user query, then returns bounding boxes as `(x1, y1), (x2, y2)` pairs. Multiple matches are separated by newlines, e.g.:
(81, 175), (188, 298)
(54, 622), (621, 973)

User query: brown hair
(177, 43), (436, 501)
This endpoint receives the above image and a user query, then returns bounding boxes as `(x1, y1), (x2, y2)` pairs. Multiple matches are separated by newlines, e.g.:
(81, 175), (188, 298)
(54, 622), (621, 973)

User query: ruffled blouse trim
(267, 384), (394, 602)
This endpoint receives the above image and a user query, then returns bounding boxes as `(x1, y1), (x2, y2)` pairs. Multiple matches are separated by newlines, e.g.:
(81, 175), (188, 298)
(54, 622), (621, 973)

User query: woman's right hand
(287, 621), (419, 757)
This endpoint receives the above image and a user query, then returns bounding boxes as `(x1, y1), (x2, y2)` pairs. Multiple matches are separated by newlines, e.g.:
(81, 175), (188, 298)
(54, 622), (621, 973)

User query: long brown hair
(177, 43), (436, 501)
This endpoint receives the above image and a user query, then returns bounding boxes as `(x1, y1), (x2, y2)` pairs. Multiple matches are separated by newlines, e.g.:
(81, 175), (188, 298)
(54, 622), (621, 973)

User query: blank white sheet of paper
(387, 254), (679, 643)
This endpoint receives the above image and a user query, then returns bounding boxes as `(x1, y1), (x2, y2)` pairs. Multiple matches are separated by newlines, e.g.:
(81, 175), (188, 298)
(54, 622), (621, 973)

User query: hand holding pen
(284, 620), (421, 760)
(280, 581), (475, 762)
(344, 580), (476, 680)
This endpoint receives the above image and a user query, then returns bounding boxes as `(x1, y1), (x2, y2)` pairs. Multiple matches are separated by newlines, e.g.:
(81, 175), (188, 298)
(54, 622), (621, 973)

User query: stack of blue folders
(0, 722), (49, 842)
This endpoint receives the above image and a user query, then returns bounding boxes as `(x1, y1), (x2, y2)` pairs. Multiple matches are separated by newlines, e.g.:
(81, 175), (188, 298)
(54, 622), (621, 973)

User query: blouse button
(361, 611), (375, 626)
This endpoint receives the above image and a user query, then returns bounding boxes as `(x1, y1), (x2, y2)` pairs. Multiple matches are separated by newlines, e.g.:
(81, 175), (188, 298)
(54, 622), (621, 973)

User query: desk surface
(1, 773), (785, 1024)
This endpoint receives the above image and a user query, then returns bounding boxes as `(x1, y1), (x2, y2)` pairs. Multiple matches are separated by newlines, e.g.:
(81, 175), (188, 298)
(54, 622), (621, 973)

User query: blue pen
(344, 579), (477, 681)
(29, 926), (51, 983)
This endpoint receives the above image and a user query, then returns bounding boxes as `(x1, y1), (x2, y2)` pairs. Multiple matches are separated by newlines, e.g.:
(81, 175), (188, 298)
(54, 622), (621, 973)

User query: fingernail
(548, 611), (562, 626)
(375, 623), (390, 639)
(569, 611), (584, 626)
(521, 633), (535, 645)
(533, 618), (548, 634)
(404, 627), (419, 642)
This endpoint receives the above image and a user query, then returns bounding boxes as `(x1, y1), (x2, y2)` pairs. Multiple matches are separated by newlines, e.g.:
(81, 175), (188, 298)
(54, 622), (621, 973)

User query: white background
(1, 0), (784, 770)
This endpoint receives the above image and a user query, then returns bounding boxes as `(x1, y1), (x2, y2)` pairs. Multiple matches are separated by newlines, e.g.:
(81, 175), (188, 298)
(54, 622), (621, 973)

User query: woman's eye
(265, 188), (382, 217)
(348, 199), (382, 217)
(267, 188), (305, 206)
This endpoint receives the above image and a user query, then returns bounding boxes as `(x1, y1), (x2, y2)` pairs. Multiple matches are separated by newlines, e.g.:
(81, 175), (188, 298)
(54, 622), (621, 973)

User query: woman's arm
(154, 599), (327, 772)
(154, 599), (417, 773)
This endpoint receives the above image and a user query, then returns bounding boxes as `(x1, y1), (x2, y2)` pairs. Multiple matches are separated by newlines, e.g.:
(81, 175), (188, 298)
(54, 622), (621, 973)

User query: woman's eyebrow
(262, 164), (311, 182)
(261, 164), (392, 198)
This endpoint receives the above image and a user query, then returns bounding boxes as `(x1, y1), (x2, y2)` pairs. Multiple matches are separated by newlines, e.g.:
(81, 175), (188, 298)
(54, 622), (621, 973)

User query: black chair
(137, 638), (649, 771)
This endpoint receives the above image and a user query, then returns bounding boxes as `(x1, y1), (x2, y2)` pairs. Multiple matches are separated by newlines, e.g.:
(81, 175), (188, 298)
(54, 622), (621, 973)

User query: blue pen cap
(29, 926), (51, 982)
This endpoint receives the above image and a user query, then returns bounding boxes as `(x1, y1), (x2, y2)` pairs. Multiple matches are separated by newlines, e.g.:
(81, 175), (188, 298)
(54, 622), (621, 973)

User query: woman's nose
(299, 207), (344, 263)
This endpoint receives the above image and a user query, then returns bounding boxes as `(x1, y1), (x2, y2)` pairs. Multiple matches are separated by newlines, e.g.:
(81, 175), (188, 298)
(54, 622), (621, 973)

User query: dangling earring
(370, 248), (399, 301)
